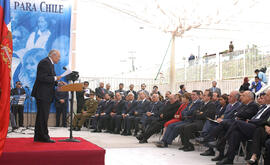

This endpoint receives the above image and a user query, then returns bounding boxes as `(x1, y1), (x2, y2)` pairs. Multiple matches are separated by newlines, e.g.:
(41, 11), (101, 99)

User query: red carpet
(0, 137), (105, 165)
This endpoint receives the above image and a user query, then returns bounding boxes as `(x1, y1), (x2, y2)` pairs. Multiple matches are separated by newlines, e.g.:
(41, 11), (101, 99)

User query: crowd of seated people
(73, 81), (270, 165)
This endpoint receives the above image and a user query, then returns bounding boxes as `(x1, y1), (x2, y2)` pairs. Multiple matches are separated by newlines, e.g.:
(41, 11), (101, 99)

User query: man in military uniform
(73, 92), (98, 131)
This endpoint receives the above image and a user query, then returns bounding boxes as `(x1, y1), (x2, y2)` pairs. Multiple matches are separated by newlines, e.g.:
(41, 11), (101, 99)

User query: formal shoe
(92, 129), (101, 133)
(113, 130), (120, 134)
(208, 140), (218, 148)
(45, 139), (56, 143)
(178, 146), (187, 150)
(246, 159), (258, 165)
(12, 126), (19, 131)
(121, 131), (127, 135)
(125, 131), (132, 136)
(216, 157), (233, 165)
(183, 146), (194, 152)
(200, 149), (215, 156)
(211, 154), (224, 161)
(139, 139), (148, 144)
(155, 141), (168, 148)
(75, 127), (81, 131)
(195, 137), (207, 143)
(136, 135), (143, 141)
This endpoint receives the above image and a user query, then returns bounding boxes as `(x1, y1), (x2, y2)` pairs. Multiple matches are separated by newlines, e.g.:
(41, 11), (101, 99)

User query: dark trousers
(123, 116), (134, 132)
(250, 127), (269, 157)
(141, 115), (159, 131)
(179, 120), (204, 147)
(162, 121), (188, 144)
(265, 138), (270, 164)
(34, 100), (51, 141)
(142, 120), (164, 140)
(99, 115), (110, 130)
(11, 105), (24, 127)
(55, 103), (67, 127)
(110, 115), (122, 132)
(10, 111), (17, 128)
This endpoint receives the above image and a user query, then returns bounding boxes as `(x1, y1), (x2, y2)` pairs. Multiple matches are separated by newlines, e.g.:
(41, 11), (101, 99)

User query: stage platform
(0, 137), (105, 165)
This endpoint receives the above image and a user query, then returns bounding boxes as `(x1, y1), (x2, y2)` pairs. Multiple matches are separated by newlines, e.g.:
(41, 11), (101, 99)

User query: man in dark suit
(105, 83), (114, 98)
(31, 50), (61, 143)
(126, 91), (150, 136)
(121, 92), (138, 135)
(125, 84), (137, 100)
(109, 92), (125, 134)
(209, 81), (221, 96)
(92, 93), (114, 132)
(54, 82), (69, 127)
(115, 83), (126, 99)
(141, 94), (164, 131)
(216, 90), (270, 165)
(11, 81), (26, 127)
(95, 82), (106, 99)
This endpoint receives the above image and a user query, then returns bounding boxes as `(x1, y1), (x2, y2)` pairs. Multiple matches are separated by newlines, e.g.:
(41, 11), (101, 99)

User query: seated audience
(92, 93), (114, 132)
(136, 94), (180, 143)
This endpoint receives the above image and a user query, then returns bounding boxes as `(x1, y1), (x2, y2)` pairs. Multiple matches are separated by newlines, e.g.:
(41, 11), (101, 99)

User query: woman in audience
(160, 93), (190, 136)
(239, 77), (250, 92)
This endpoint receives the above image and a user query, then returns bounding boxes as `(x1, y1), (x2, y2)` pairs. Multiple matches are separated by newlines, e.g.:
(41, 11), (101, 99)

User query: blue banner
(10, 0), (72, 112)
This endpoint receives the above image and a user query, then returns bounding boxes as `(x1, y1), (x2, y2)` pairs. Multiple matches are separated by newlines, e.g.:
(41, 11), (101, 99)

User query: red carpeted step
(0, 137), (105, 165)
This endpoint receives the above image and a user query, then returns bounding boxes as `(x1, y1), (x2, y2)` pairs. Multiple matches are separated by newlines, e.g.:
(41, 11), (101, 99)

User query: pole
(169, 35), (176, 92)
(59, 80), (80, 142)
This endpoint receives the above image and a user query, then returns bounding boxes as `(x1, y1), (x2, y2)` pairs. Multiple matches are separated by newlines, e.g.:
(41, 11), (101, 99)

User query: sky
(75, 0), (270, 79)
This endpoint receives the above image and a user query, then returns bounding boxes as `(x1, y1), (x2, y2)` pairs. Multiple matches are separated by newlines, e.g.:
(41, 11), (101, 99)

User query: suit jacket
(193, 101), (217, 120)
(122, 100), (138, 115)
(31, 57), (56, 102)
(54, 89), (69, 108)
(97, 99), (114, 114)
(111, 100), (125, 115)
(181, 100), (203, 122)
(209, 87), (221, 96)
(223, 102), (241, 120)
(159, 101), (180, 122)
(125, 90), (138, 100)
(11, 87), (26, 96)
(215, 104), (228, 119)
(95, 87), (106, 98)
(235, 101), (259, 120)
(147, 101), (164, 117)
(248, 105), (270, 126)
(132, 99), (150, 116)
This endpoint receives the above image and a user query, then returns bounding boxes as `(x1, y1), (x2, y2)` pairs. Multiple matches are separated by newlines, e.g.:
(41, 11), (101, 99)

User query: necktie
(252, 105), (268, 119)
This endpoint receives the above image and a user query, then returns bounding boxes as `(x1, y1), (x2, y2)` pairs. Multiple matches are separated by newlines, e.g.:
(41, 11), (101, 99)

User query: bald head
(169, 94), (177, 104)
(242, 91), (254, 104)
(48, 49), (60, 64)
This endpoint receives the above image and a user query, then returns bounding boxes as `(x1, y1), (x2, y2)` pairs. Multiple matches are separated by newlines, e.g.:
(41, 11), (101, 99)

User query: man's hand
(265, 125), (270, 135)
(59, 99), (65, 103)
(101, 113), (106, 116)
(134, 111), (138, 115)
(110, 112), (116, 117)
(95, 114), (99, 117)
(216, 118), (223, 123)
(146, 112), (152, 117)
(174, 115), (180, 119)
(122, 114), (126, 118)
(82, 111), (87, 114)
(160, 114), (164, 118)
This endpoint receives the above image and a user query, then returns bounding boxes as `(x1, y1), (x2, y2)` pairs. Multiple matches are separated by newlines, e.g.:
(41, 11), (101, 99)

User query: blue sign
(11, 0), (72, 112)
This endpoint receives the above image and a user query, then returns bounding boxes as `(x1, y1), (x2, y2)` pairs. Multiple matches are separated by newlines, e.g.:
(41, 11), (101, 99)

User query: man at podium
(31, 50), (61, 143)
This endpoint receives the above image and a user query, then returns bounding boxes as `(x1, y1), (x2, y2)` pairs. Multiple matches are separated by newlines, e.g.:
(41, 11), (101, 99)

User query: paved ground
(7, 127), (247, 165)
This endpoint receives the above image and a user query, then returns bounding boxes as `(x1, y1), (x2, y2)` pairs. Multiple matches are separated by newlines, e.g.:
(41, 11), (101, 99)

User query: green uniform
(73, 98), (98, 128)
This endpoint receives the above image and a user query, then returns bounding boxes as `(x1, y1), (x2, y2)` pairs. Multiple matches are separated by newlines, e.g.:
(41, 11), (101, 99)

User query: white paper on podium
(61, 67), (72, 77)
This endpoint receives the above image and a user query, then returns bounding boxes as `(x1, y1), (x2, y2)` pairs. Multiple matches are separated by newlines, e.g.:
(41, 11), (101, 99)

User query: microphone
(25, 86), (29, 89)
(63, 67), (67, 70)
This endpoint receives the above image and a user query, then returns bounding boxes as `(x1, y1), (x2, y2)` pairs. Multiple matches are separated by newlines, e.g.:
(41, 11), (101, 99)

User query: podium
(58, 83), (83, 142)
